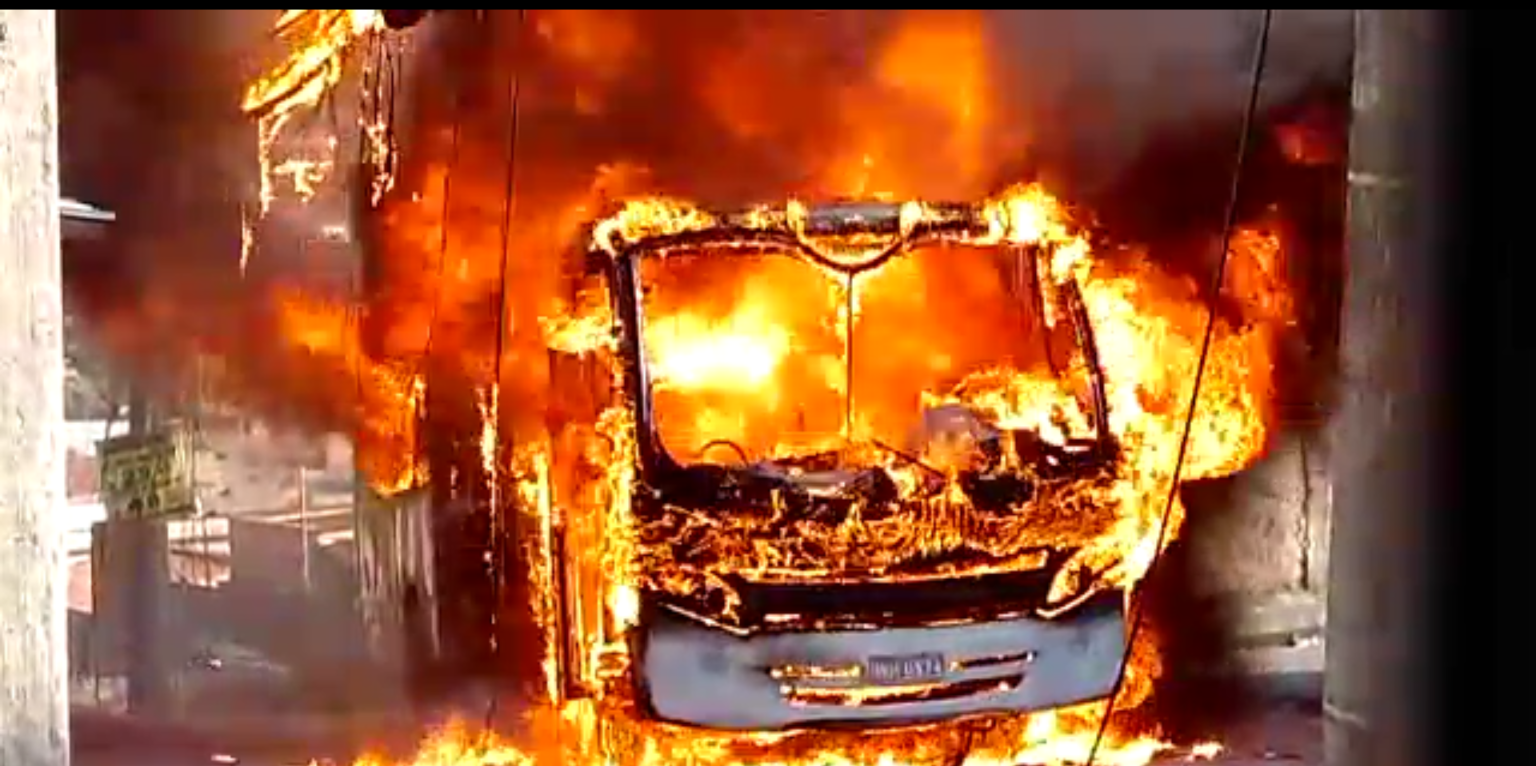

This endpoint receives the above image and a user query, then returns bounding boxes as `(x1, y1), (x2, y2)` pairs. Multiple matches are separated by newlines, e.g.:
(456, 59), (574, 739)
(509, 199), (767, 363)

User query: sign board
(98, 430), (196, 520)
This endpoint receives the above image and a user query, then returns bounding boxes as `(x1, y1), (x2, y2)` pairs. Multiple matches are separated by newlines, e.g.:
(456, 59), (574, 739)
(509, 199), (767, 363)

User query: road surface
(72, 703), (1321, 766)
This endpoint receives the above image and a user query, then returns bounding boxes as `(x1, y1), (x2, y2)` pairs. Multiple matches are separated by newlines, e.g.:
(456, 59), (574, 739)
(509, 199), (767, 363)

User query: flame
(244, 9), (1303, 766)
(273, 288), (426, 493)
(335, 707), (1226, 766)
(241, 9), (387, 273)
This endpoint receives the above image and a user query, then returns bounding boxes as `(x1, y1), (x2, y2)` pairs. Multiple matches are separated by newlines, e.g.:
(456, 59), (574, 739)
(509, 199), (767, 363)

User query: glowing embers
(768, 662), (865, 682)
(768, 650), (1037, 708)
(781, 675), (1022, 708)
(633, 467), (1121, 626)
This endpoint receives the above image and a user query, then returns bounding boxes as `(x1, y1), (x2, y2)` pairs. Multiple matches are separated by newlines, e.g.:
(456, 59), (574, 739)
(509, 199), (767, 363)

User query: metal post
(0, 10), (70, 765)
(298, 465), (311, 591)
(1324, 10), (1444, 766)
(123, 384), (169, 714)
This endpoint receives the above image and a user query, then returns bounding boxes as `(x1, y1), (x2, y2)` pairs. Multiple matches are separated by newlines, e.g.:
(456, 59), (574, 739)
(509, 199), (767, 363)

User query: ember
(237, 8), (1305, 766)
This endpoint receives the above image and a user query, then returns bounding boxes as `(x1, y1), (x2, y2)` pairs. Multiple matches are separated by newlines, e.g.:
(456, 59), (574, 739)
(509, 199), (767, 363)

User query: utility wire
(483, 6), (528, 735)
(1082, 9), (1274, 766)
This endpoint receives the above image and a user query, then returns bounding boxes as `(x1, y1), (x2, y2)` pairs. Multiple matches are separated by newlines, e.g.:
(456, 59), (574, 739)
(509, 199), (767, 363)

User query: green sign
(98, 430), (196, 519)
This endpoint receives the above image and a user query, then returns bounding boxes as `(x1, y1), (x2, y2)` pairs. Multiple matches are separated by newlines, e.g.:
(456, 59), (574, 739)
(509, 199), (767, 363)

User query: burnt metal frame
(583, 201), (1116, 483)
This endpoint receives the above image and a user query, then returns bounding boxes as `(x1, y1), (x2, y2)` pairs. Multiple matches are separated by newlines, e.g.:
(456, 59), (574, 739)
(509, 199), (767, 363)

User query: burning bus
(236, 9), (1309, 762)
(539, 194), (1139, 731)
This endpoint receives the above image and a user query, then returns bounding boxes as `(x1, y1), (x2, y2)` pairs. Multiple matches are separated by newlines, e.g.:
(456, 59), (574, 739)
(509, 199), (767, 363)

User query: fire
(242, 9), (386, 272)
(647, 297), (794, 394)
(340, 706), (1224, 766)
(273, 287), (427, 493)
(561, 193), (1286, 671)
(244, 9), (1300, 766)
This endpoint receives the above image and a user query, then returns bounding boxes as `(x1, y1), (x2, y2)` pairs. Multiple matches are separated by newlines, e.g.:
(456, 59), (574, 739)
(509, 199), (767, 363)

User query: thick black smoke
(60, 9), (364, 425)
(986, 10), (1350, 189)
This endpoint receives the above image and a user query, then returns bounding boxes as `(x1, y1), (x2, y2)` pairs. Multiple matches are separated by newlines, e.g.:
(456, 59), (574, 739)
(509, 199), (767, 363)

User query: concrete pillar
(0, 10), (71, 765)
(1324, 10), (1446, 766)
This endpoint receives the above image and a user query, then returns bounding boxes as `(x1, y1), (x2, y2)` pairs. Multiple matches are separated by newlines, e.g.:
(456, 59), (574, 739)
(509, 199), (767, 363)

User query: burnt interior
(629, 441), (1124, 632)
(644, 427), (1115, 516)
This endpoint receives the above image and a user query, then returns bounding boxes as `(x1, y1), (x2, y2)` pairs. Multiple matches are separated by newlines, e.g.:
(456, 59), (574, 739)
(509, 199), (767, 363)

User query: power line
(483, 6), (527, 733)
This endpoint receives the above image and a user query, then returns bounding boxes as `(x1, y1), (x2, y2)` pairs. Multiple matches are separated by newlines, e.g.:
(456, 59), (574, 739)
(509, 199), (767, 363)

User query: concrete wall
(1183, 429), (1330, 690)
(1187, 431), (1331, 597)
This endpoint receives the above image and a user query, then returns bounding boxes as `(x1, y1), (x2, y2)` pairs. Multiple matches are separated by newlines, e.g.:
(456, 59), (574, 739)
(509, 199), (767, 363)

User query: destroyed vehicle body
(550, 200), (1130, 732)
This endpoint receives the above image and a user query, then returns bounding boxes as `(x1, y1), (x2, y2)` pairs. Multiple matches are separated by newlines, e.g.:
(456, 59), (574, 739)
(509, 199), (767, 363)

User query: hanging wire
(482, 6), (528, 734)
(1082, 9), (1274, 766)
(490, 21), (525, 415)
